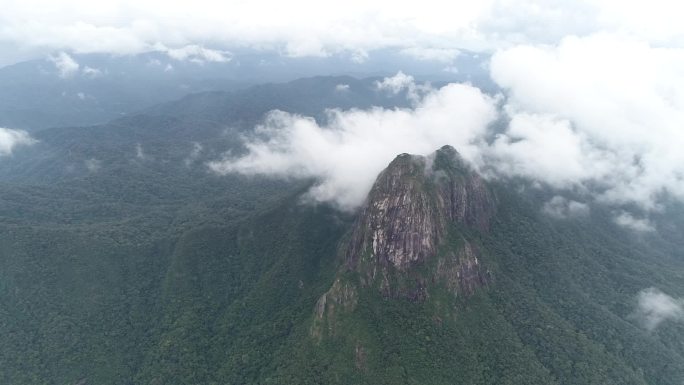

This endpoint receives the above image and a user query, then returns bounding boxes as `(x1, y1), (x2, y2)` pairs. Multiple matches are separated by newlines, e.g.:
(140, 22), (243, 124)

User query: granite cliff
(314, 145), (497, 336)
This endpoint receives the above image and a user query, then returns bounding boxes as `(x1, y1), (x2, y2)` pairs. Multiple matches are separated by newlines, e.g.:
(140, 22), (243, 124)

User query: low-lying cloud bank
(634, 288), (684, 331)
(3, 1), (684, 66)
(0, 127), (35, 156)
(209, 80), (498, 211)
(542, 196), (589, 219)
(490, 35), (684, 211)
(156, 44), (232, 63)
(212, 35), (684, 217)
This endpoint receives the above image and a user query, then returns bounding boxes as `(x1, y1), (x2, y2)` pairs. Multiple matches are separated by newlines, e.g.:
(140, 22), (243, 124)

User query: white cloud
(6, 2), (684, 219)
(634, 288), (684, 331)
(400, 47), (460, 63)
(613, 211), (655, 232)
(489, 34), (684, 211)
(335, 84), (350, 92)
(375, 71), (415, 94)
(184, 142), (203, 166)
(443, 65), (459, 74)
(85, 158), (101, 172)
(208, 75), (498, 210)
(82, 66), (103, 77)
(135, 143), (145, 159)
(375, 71), (432, 103)
(162, 44), (232, 63)
(4, 1), (684, 66)
(542, 196), (589, 219)
(49, 51), (79, 78)
(478, 0), (599, 46)
(0, 127), (35, 155)
(211, 39), (684, 215)
(487, 111), (603, 188)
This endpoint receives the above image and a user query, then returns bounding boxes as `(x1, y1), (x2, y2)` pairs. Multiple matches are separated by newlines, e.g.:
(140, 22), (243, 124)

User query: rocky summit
(315, 145), (497, 331)
(304, 144), (684, 385)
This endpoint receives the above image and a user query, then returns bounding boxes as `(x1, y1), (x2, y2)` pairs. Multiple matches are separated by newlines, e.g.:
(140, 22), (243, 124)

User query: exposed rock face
(433, 149), (495, 232)
(345, 153), (441, 271)
(311, 278), (358, 339)
(313, 146), (496, 338)
(435, 241), (491, 297)
(344, 145), (495, 296)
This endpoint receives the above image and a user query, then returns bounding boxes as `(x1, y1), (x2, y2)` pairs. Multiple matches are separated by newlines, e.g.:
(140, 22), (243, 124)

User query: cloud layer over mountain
(6, 1), (684, 220)
(3, 1), (684, 65)
(209, 77), (498, 210)
(215, 37), (684, 215)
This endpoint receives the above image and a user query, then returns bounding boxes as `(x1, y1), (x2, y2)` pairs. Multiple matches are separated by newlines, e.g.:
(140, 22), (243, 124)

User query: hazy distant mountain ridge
(0, 49), (490, 131)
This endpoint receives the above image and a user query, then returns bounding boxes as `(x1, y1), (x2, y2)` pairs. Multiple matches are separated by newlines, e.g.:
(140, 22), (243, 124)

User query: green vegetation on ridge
(0, 77), (683, 384)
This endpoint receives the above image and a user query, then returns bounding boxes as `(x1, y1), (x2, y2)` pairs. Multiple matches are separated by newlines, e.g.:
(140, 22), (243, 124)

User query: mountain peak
(322, 146), (496, 308)
(430, 144), (465, 170)
(384, 145), (464, 174)
(313, 146), (496, 337)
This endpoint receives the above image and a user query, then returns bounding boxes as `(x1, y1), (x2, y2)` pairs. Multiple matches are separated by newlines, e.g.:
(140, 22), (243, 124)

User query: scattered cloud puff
(443, 65), (459, 74)
(162, 44), (232, 63)
(348, 50), (369, 64)
(487, 112), (600, 188)
(374, 71), (415, 94)
(208, 76), (498, 210)
(14, 3), (684, 219)
(613, 211), (655, 232)
(0, 127), (35, 156)
(48, 52), (106, 78)
(375, 71), (432, 103)
(400, 47), (460, 63)
(184, 142), (203, 166)
(634, 288), (684, 331)
(542, 196), (589, 219)
(335, 84), (350, 92)
(85, 158), (101, 172)
(49, 52), (79, 78)
(135, 143), (145, 159)
(82, 66), (103, 78)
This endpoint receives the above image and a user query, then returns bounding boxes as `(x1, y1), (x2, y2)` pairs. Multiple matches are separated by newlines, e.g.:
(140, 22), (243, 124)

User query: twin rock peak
(314, 145), (497, 331)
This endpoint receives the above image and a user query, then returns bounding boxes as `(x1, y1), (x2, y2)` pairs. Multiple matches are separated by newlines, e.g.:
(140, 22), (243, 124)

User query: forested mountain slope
(0, 77), (683, 385)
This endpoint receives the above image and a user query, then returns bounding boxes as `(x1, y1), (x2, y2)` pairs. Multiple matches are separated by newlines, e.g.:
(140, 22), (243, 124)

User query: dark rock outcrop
(344, 145), (495, 296)
(345, 152), (442, 271)
(313, 146), (496, 337)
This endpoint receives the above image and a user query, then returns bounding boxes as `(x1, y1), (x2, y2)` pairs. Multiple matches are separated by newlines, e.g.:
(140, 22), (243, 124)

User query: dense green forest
(1, 77), (683, 384)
